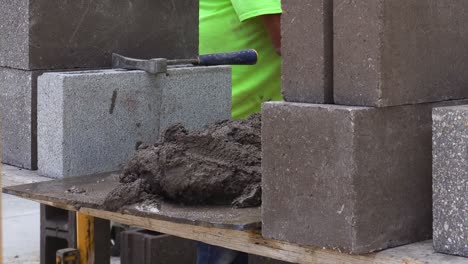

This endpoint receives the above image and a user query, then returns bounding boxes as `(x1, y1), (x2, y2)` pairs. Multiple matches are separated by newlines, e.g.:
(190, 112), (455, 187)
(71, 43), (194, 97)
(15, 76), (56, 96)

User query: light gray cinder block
(432, 105), (468, 257)
(281, 0), (333, 103)
(38, 66), (231, 178)
(0, 68), (41, 169)
(262, 100), (468, 254)
(334, 0), (468, 107)
(0, 0), (198, 70)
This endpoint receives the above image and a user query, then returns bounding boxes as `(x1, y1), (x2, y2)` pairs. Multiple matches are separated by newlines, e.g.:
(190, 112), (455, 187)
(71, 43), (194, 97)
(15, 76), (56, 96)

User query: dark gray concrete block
(121, 229), (197, 264)
(38, 67), (231, 178)
(0, 68), (41, 169)
(40, 205), (77, 264)
(281, 0), (333, 103)
(432, 105), (468, 257)
(262, 100), (468, 254)
(334, 0), (468, 107)
(249, 254), (289, 264)
(0, 0), (198, 70)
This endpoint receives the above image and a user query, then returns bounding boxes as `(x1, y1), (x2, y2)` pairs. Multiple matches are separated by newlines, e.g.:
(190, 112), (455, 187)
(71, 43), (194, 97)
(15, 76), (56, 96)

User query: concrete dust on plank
(1, 164), (50, 188)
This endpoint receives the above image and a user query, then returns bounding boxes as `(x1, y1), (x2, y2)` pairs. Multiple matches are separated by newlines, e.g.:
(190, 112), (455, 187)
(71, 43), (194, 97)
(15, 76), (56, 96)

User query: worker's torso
(199, 0), (282, 119)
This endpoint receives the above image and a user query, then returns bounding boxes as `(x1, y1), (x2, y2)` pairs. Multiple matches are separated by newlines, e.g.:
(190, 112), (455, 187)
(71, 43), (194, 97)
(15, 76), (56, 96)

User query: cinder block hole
(44, 206), (70, 224)
(45, 236), (68, 264)
(136, 229), (163, 236)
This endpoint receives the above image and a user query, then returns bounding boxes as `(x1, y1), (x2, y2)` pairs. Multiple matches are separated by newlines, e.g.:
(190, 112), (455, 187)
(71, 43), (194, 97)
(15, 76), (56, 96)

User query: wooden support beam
(77, 213), (94, 264)
(80, 207), (467, 264)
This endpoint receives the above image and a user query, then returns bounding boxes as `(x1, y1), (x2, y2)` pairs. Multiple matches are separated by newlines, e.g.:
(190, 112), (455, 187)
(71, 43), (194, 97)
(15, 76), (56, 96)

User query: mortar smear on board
(102, 114), (262, 211)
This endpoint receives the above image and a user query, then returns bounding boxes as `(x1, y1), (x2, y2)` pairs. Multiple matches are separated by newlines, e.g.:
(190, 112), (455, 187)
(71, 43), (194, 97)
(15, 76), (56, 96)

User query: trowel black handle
(198, 49), (258, 66)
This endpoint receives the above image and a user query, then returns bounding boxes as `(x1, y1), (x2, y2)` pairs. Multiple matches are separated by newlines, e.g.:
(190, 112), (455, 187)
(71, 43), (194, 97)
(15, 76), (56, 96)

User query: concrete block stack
(262, 0), (468, 254)
(0, 0), (198, 170)
(432, 106), (467, 257)
(40, 205), (76, 264)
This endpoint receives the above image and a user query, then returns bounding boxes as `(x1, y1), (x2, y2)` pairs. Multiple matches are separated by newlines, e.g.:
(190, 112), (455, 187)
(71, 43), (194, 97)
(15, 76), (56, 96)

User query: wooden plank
(80, 207), (468, 264)
(1, 192), (78, 212)
(2, 173), (121, 211)
(3, 171), (467, 264)
(2, 173), (261, 230)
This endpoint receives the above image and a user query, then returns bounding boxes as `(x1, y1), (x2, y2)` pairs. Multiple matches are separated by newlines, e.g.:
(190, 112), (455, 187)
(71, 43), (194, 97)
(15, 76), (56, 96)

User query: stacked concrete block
(0, 69), (41, 169)
(432, 105), (468, 257)
(40, 205), (76, 264)
(333, 0), (468, 107)
(0, 0), (198, 70)
(40, 205), (110, 264)
(262, 100), (468, 253)
(266, 0), (468, 254)
(281, 0), (333, 103)
(0, 0), (198, 170)
(38, 66), (231, 178)
(120, 229), (197, 264)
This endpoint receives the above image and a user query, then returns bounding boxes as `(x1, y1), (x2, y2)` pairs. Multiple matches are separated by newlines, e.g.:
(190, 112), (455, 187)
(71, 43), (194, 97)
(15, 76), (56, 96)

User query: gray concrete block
(0, 0), (30, 70)
(262, 100), (468, 254)
(249, 254), (289, 264)
(334, 0), (468, 107)
(38, 66), (231, 178)
(121, 229), (197, 264)
(159, 66), (232, 132)
(0, 0), (198, 70)
(281, 0), (333, 103)
(432, 105), (468, 257)
(0, 68), (41, 169)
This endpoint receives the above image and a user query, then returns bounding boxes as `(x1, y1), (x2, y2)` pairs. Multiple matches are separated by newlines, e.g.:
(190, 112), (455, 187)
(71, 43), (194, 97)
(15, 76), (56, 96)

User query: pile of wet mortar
(102, 114), (262, 211)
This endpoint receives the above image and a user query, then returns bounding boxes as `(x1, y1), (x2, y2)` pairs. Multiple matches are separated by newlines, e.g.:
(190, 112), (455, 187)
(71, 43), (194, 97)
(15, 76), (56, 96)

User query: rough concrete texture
(262, 100), (468, 254)
(0, 0), (30, 70)
(334, 0), (468, 107)
(0, 0), (198, 70)
(0, 67), (41, 169)
(281, 0), (333, 103)
(432, 105), (468, 257)
(38, 66), (231, 178)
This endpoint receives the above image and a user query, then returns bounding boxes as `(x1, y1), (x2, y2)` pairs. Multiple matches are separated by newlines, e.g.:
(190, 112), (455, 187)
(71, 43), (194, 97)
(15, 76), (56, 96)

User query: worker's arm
(260, 14), (281, 56)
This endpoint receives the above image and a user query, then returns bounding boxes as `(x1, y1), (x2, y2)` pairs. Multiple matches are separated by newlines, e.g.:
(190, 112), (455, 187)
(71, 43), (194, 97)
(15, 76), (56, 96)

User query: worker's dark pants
(196, 242), (248, 264)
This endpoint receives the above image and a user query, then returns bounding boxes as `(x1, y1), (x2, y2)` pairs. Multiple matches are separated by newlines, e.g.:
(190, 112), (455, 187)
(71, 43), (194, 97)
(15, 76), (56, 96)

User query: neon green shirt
(199, 0), (282, 119)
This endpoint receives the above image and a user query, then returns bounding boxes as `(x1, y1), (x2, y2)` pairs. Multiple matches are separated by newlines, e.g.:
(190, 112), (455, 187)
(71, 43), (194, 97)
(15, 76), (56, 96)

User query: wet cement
(103, 114), (262, 211)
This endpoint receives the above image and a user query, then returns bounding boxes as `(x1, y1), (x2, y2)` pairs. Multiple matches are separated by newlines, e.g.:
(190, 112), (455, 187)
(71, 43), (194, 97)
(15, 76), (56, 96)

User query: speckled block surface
(0, 68), (42, 169)
(38, 66), (231, 178)
(432, 105), (468, 257)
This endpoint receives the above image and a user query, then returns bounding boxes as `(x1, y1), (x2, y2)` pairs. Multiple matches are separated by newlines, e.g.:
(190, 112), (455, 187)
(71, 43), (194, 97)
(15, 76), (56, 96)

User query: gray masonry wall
(262, 100), (468, 254)
(281, 0), (333, 103)
(0, 68), (41, 169)
(334, 0), (468, 107)
(38, 66), (231, 178)
(0, 0), (198, 70)
(432, 105), (468, 257)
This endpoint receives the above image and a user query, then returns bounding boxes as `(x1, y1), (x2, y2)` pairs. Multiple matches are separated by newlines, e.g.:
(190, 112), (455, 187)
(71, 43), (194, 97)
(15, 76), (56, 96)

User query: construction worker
(199, 0), (282, 120)
(198, 0), (281, 263)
